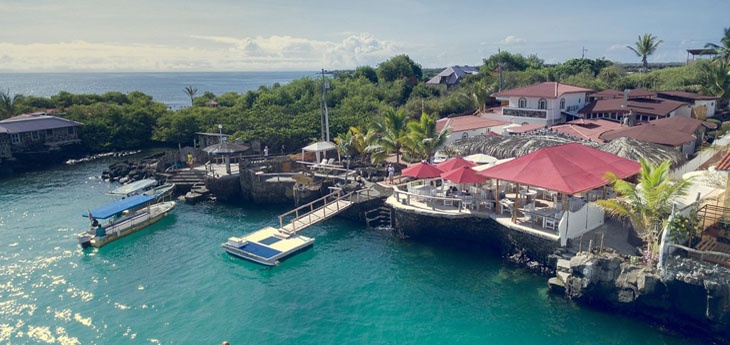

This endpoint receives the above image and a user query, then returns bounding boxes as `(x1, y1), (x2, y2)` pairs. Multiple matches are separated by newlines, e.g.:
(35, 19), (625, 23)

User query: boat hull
(78, 201), (176, 248)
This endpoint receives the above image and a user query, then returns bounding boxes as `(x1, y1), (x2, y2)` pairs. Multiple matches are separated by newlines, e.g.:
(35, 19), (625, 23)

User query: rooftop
(579, 97), (687, 117)
(436, 115), (508, 133)
(549, 119), (623, 143)
(0, 113), (82, 133)
(493, 82), (593, 99)
(598, 118), (701, 146)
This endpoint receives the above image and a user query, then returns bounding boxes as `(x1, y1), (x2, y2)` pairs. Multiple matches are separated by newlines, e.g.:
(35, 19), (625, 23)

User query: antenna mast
(320, 69), (331, 142)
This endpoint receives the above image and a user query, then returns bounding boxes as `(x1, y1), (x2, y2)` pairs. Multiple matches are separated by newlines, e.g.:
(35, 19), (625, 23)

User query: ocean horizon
(0, 71), (314, 110)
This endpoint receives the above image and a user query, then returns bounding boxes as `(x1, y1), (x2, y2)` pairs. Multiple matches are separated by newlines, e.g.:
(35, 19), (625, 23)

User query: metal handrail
(667, 243), (730, 262)
(278, 189), (356, 232)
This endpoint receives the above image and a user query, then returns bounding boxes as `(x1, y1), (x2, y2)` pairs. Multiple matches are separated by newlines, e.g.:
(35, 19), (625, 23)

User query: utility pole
(582, 47), (588, 59)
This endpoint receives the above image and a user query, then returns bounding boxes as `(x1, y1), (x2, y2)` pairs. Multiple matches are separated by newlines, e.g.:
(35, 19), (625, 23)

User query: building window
(31, 131), (40, 141)
(67, 126), (76, 135)
(462, 132), (469, 139)
(46, 129), (54, 137)
(518, 98), (527, 108)
(11, 133), (20, 144)
(538, 98), (547, 110)
(560, 98), (565, 109)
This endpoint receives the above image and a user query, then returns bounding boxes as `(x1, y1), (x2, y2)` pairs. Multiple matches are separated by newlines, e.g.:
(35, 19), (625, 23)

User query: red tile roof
(549, 119), (623, 143)
(656, 91), (718, 101)
(590, 89), (656, 100)
(579, 98), (687, 117)
(716, 151), (730, 171)
(598, 119), (699, 147)
(436, 116), (508, 133)
(493, 82), (593, 99)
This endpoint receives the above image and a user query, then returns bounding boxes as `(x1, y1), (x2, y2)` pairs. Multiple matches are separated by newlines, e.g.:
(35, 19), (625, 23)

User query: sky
(1, 0), (729, 72)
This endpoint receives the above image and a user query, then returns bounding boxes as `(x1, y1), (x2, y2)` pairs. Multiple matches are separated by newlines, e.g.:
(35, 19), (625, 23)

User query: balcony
(502, 107), (547, 119)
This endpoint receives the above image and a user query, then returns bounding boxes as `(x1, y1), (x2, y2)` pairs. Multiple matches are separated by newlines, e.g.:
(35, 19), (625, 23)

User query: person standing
(280, 144), (286, 155)
(387, 164), (395, 184)
(187, 152), (193, 170)
(263, 146), (269, 157)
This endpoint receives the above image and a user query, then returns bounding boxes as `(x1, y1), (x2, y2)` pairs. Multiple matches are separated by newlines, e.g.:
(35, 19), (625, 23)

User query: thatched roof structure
(443, 135), (579, 159)
(598, 136), (687, 168)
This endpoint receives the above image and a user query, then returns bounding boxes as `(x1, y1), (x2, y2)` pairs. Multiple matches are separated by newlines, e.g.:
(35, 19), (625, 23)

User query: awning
(83, 194), (155, 219)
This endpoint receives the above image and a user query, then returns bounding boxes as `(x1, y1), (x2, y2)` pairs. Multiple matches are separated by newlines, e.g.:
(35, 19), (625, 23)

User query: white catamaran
(78, 194), (176, 248)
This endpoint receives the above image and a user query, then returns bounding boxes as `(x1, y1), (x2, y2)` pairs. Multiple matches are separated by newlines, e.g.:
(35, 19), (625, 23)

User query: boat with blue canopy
(77, 194), (176, 248)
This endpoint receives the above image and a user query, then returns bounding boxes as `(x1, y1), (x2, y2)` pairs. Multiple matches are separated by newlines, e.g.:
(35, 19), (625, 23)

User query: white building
(656, 91), (719, 118)
(435, 116), (509, 145)
(484, 82), (593, 126)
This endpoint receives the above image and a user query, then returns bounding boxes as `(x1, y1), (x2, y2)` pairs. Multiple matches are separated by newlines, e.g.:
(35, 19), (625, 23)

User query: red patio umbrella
(440, 166), (487, 184)
(436, 157), (477, 172)
(401, 162), (444, 178)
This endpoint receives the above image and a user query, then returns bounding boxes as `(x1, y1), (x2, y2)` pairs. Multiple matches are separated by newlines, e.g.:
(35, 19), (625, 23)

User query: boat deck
(222, 226), (314, 266)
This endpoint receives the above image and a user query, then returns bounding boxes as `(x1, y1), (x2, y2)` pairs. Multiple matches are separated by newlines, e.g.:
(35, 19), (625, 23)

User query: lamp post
(345, 155), (351, 183)
(218, 124), (231, 175)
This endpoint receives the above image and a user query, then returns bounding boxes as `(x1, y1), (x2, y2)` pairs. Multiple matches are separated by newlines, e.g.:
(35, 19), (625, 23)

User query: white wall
(696, 100), (717, 117)
(505, 93), (587, 124)
(559, 203), (605, 246)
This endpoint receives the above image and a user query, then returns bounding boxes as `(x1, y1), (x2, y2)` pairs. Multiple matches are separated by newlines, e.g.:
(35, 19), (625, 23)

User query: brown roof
(598, 119), (699, 146)
(656, 91), (718, 101)
(648, 116), (711, 132)
(493, 82), (593, 99)
(590, 89), (656, 100)
(549, 119), (623, 143)
(715, 151), (730, 171)
(579, 98), (687, 117)
(436, 116), (508, 133)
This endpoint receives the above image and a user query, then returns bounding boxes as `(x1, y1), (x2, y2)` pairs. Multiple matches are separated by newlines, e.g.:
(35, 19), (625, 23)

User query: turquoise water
(0, 158), (708, 344)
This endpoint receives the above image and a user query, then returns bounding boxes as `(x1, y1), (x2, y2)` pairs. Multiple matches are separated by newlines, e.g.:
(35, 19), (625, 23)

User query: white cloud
(503, 35), (525, 45)
(607, 44), (629, 51)
(0, 33), (401, 72)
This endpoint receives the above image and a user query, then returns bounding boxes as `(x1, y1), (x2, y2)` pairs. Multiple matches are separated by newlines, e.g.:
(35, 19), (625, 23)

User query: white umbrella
(464, 153), (497, 164)
(473, 158), (515, 171)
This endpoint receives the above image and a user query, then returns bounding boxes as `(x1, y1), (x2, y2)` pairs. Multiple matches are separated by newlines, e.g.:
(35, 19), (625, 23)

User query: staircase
(365, 206), (393, 229)
(160, 169), (207, 193)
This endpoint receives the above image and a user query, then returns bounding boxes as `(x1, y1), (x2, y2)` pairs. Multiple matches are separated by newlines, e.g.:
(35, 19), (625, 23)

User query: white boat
(143, 183), (176, 202)
(109, 178), (175, 201)
(78, 194), (176, 248)
(108, 178), (158, 198)
(221, 226), (314, 266)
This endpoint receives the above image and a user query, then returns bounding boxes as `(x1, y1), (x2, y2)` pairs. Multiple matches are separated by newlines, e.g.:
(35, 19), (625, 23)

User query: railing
(667, 243), (730, 263)
(278, 187), (372, 233)
(392, 189), (470, 213)
(103, 210), (150, 235)
(502, 107), (547, 119)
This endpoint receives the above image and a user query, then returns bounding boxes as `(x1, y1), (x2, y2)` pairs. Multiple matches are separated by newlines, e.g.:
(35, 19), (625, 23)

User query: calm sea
(0, 73), (712, 344)
(0, 71), (312, 109)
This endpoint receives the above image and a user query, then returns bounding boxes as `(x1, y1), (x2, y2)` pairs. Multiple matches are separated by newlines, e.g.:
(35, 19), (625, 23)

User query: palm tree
(595, 158), (691, 259)
(404, 113), (449, 162)
(627, 33), (663, 72)
(0, 90), (21, 120)
(183, 85), (198, 106)
(698, 60), (730, 106)
(368, 107), (409, 165)
(705, 26), (730, 65)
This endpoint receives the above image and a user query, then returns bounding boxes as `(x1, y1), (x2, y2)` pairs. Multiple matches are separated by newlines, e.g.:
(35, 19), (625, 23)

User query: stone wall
(393, 208), (561, 268)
